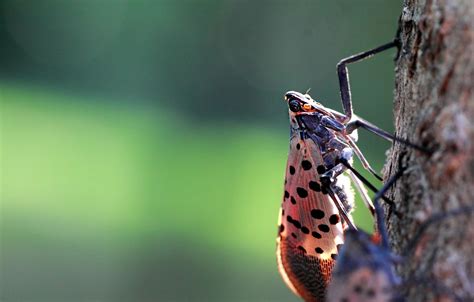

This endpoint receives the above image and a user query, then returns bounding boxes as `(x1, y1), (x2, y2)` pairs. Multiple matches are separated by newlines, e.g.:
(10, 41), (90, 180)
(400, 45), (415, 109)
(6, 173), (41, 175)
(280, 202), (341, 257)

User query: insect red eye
(289, 100), (301, 112)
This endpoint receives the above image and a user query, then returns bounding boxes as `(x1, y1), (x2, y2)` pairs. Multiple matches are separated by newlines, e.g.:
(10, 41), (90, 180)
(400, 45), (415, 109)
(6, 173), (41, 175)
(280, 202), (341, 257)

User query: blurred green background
(0, 1), (401, 301)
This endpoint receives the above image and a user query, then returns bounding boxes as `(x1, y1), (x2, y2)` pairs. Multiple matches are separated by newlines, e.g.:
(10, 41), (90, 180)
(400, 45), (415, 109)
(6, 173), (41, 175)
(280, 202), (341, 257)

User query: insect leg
(326, 187), (357, 230)
(347, 170), (375, 216)
(342, 133), (383, 180)
(373, 168), (406, 249)
(337, 41), (398, 123)
(346, 116), (431, 154)
(338, 158), (400, 217)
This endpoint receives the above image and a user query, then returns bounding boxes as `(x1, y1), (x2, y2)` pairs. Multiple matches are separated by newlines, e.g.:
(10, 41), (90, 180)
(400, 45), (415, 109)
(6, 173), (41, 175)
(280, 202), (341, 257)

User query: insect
(276, 40), (428, 301)
(326, 169), (474, 302)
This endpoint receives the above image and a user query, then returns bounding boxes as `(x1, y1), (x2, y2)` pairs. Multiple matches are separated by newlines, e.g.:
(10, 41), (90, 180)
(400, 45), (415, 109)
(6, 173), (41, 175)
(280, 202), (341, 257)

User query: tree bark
(383, 0), (474, 301)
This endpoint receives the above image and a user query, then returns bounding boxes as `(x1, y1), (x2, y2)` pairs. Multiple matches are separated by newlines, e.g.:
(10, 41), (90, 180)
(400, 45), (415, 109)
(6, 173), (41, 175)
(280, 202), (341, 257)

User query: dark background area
(0, 1), (400, 301)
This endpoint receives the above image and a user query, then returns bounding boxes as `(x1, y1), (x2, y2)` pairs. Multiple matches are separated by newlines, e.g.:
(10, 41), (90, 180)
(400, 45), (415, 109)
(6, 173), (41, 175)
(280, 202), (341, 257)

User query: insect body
(277, 40), (428, 301)
(277, 95), (355, 301)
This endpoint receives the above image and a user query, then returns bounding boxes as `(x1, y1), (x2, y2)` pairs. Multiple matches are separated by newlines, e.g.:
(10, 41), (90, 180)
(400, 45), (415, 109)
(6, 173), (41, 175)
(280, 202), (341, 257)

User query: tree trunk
(383, 0), (474, 301)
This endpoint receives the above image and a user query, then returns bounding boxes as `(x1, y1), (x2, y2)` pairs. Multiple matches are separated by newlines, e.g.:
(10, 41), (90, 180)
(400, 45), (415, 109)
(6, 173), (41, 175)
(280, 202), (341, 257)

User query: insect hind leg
(347, 170), (375, 216)
(373, 168), (406, 249)
(338, 158), (401, 218)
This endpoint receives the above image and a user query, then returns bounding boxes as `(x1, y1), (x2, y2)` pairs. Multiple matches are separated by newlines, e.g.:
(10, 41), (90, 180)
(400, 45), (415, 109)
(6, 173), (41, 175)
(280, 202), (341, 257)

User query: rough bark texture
(383, 0), (474, 301)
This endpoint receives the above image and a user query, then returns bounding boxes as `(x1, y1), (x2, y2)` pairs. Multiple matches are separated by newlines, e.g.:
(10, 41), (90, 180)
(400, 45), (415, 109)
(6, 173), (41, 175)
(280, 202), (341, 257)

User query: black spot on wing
(297, 187), (308, 198)
(315, 247), (324, 254)
(309, 180), (321, 192)
(329, 214), (340, 225)
(301, 160), (312, 170)
(312, 231), (322, 239)
(321, 186), (329, 195)
(318, 224), (330, 233)
(317, 165), (326, 174)
(290, 196), (297, 204)
(292, 220), (301, 229)
(311, 209), (325, 219)
(289, 166), (296, 175)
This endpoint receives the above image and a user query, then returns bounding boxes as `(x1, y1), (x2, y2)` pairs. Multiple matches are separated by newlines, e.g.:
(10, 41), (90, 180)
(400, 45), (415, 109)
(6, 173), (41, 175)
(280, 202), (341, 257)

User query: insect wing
(277, 132), (351, 302)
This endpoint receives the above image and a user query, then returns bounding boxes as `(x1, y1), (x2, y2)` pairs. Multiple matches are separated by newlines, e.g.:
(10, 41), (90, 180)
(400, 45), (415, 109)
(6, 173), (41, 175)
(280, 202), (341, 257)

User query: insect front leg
(336, 40), (430, 153)
(341, 133), (383, 180)
(337, 41), (398, 123)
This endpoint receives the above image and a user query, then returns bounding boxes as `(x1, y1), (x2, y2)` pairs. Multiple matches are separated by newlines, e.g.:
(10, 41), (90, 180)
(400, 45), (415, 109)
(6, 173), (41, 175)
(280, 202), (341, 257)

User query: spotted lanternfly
(327, 170), (474, 302)
(277, 41), (428, 302)
(276, 100), (354, 302)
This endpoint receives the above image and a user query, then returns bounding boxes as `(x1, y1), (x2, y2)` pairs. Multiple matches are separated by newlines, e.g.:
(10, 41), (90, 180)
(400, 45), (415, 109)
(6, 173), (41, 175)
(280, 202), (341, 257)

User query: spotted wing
(277, 133), (353, 302)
